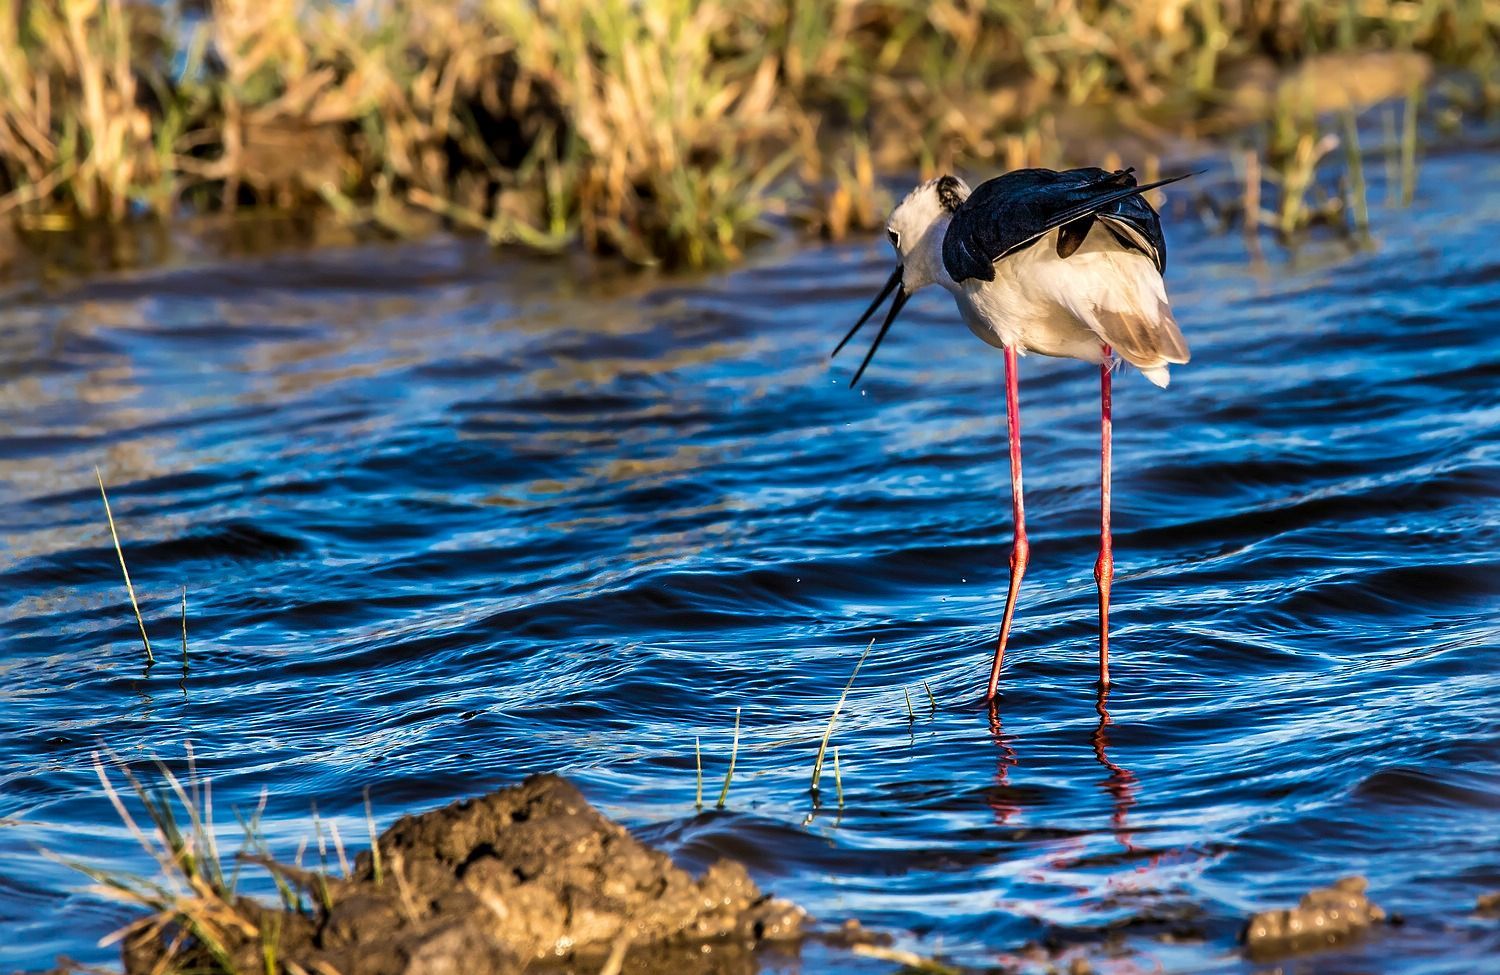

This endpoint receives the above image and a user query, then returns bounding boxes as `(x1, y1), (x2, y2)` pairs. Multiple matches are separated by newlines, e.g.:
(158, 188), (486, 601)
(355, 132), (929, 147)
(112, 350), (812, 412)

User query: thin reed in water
(96, 468), (154, 664)
(923, 680), (936, 714)
(694, 736), (703, 810)
(811, 639), (873, 794)
(1341, 110), (1370, 237)
(834, 748), (844, 809)
(1401, 87), (1420, 206)
(716, 708), (740, 809)
(904, 688), (915, 722)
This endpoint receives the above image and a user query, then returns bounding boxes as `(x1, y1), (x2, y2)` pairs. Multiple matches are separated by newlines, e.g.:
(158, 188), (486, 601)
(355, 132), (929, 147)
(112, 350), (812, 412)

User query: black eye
(887, 229), (900, 249)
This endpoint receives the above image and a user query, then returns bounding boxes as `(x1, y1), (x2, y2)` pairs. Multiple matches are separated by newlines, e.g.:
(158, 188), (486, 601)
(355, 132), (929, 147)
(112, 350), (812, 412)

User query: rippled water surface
(3, 143), (1499, 973)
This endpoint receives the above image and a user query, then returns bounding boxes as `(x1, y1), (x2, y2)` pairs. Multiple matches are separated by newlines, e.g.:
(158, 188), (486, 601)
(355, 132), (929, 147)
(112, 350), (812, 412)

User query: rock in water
(1242, 876), (1385, 959)
(124, 774), (804, 975)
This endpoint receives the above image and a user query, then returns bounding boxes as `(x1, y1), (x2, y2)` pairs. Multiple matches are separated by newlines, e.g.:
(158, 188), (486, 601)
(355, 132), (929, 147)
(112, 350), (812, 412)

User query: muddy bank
(122, 775), (804, 975)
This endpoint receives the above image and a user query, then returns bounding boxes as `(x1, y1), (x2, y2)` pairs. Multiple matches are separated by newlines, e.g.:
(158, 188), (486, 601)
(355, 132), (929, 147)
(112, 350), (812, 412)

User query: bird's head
(885, 174), (970, 291)
(832, 174), (970, 386)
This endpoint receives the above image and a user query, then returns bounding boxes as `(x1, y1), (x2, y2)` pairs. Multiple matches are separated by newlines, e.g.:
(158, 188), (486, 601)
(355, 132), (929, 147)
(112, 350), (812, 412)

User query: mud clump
(1242, 876), (1385, 959)
(123, 775), (803, 975)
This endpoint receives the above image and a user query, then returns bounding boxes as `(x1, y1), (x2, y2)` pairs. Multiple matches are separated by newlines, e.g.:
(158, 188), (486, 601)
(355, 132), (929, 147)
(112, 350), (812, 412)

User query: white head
(885, 174), (970, 293)
(834, 174), (970, 386)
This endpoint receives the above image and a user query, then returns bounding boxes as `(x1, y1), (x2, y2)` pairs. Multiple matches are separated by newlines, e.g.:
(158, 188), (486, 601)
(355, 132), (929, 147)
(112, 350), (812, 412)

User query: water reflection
(1090, 685), (1137, 852)
(986, 702), (1020, 826)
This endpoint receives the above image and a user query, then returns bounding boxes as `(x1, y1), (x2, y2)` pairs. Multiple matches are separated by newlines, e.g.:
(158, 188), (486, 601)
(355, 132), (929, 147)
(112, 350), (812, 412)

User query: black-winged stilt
(834, 167), (1192, 701)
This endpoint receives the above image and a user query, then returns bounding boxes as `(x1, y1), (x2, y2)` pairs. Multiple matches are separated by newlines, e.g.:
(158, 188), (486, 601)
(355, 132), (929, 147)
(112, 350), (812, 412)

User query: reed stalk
(1341, 110), (1370, 238)
(715, 708), (739, 810)
(1401, 87), (1421, 206)
(833, 748), (844, 809)
(811, 639), (873, 794)
(96, 468), (154, 664)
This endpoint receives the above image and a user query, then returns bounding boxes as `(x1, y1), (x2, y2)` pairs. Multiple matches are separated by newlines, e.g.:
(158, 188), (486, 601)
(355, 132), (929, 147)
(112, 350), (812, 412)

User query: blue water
(2, 142), (1498, 973)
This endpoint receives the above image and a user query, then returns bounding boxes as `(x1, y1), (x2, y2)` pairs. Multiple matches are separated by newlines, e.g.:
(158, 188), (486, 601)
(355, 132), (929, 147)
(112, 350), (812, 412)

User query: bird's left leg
(986, 346), (1028, 702)
(1096, 344), (1114, 687)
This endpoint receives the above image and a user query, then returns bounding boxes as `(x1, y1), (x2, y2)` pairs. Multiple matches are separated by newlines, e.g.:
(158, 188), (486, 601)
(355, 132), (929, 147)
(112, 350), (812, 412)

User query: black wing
(942, 167), (1181, 284)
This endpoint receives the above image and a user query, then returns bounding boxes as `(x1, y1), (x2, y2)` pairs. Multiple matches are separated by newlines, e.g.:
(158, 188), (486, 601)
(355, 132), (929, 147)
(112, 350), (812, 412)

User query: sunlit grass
(96, 468), (154, 665)
(811, 638), (873, 797)
(716, 705), (741, 809)
(0, 1), (1493, 267)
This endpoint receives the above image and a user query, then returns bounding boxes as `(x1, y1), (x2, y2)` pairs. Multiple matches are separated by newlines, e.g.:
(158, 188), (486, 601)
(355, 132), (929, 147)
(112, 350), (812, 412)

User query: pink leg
(986, 347), (1029, 702)
(1096, 345), (1114, 687)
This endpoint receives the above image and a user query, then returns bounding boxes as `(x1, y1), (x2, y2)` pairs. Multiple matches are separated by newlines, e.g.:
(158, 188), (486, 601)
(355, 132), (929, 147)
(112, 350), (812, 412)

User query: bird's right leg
(986, 346), (1028, 702)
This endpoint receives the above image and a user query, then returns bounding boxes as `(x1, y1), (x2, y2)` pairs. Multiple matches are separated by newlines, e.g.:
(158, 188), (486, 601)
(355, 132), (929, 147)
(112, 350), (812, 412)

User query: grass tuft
(62, 750), (252, 972)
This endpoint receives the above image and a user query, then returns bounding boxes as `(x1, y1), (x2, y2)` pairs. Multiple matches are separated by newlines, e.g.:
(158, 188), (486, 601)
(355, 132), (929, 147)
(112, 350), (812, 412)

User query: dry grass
(0, 1), (1494, 267)
(57, 749), (351, 975)
(59, 750), (260, 973)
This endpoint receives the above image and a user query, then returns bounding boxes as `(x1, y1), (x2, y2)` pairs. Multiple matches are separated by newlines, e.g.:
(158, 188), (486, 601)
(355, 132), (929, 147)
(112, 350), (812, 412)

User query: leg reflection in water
(987, 701), (1021, 825)
(1091, 684), (1138, 851)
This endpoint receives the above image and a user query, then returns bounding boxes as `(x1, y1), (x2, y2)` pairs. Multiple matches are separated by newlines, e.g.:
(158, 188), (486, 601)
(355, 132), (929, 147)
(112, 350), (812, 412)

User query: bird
(833, 166), (1191, 702)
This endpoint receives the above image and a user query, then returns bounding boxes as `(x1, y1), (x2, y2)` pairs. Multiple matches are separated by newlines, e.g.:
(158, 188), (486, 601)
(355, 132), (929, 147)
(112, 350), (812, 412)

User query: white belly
(940, 224), (1164, 367)
(955, 276), (1104, 363)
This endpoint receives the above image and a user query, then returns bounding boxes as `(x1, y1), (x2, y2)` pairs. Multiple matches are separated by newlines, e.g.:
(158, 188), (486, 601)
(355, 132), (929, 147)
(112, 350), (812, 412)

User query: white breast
(940, 222), (1184, 383)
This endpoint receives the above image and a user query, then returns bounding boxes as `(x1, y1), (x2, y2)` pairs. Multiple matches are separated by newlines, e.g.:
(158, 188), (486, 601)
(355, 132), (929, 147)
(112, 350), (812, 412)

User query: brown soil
(1242, 875), (1386, 960)
(122, 775), (805, 975)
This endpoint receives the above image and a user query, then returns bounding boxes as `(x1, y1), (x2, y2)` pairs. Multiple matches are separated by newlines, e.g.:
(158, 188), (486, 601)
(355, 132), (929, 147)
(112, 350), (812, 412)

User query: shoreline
(2, 2), (1491, 276)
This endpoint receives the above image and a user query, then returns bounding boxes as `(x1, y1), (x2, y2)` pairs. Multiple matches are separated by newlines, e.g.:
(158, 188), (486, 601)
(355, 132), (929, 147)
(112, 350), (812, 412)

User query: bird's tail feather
(1062, 252), (1190, 385)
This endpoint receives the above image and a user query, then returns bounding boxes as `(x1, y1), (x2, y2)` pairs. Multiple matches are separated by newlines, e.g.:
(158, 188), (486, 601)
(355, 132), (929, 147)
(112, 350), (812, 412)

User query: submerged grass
(0, 1), (1493, 270)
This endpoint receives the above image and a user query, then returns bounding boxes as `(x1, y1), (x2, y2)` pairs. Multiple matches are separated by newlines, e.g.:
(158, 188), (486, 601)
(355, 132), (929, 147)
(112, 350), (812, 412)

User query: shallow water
(3, 142), (1499, 973)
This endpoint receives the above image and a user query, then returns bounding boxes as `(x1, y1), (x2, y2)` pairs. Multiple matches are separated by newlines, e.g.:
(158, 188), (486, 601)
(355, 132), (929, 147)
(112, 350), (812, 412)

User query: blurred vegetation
(0, 0), (1495, 270)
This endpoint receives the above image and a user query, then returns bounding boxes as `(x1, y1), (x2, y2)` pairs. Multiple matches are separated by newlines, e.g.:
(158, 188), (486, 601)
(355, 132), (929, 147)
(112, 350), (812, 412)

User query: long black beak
(833, 266), (902, 359)
(832, 266), (910, 387)
(849, 285), (910, 388)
